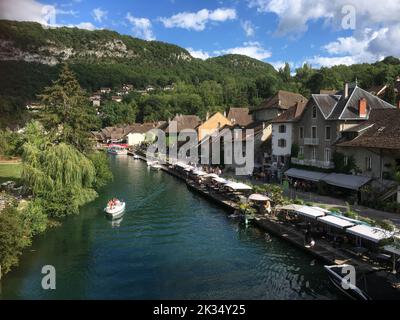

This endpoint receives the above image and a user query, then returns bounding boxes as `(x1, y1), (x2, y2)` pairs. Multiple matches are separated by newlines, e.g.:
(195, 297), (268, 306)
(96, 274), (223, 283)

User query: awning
(213, 177), (228, 184)
(225, 182), (253, 190)
(204, 173), (219, 178)
(248, 194), (271, 201)
(311, 206), (331, 213)
(295, 206), (326, 219)
(321, 173), (371, 191)
(278, 204), (304, 211)
(175, 162), (188, 168)
(317, 215), (355, 229)
(285, 168), (328, 182)
(346, 225), (393, 243)
(193, 170), (207, 176)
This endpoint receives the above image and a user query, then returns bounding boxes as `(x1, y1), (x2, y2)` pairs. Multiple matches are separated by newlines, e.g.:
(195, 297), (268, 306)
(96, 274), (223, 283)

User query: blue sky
(1, 0), (400, 70)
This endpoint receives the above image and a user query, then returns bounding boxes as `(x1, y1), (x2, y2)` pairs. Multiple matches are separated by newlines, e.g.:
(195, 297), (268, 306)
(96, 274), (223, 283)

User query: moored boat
(107, 145), (128, 155)
(324, 264), (371, 300)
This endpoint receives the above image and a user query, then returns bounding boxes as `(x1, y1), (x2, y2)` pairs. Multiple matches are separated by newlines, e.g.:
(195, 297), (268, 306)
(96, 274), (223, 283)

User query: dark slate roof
(270, 100), (308, 123)
(251, 90), (307, 112)
(311, 86), (395, 120)
(338, 87), (394, 119)
(336, 108), (400, 150)
(312, 94), (341, 118)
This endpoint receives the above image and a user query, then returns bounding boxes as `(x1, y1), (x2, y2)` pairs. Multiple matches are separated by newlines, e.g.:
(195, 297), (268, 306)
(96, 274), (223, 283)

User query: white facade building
(272, 123), (293, 164)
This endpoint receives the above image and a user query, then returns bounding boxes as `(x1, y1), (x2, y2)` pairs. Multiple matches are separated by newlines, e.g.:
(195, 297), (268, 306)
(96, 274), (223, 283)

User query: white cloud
(126, 13), (155, 41)
(160, 8), (236, 31)
(308, 27), (398, 67)
(0, 0), (86, 29)
(187, 48), (210, 60)
(0, 0), (55, 24)
(241, 20), (255, 37)
(214, 42), (271, 61)
(248, 0), (400, 35)
(73, 22), (97, 31)
(92, 8), (107, 23)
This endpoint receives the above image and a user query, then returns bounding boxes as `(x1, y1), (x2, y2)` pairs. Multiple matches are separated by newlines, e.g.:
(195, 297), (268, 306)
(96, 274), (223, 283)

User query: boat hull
(105, 202), (126, 219)
(324, 265), (371, 300)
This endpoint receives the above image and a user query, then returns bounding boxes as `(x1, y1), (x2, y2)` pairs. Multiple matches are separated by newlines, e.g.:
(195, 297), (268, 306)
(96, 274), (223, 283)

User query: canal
(0, 156), (342, 299)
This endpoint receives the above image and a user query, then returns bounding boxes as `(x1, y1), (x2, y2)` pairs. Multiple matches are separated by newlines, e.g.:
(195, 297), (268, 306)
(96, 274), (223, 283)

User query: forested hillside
(0, 20), (400, 128)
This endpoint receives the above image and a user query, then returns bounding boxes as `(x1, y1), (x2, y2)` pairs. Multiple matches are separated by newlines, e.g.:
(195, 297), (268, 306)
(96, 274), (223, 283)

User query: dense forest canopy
(0, 20), (400, 128)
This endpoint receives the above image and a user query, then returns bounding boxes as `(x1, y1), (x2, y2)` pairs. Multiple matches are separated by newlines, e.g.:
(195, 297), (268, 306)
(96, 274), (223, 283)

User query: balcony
(304, 138), (319, 145)
(291, 157), (334, 169)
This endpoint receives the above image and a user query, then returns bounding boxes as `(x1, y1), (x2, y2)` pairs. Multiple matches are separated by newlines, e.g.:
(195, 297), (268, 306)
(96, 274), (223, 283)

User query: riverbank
(134, 154), (375, 270)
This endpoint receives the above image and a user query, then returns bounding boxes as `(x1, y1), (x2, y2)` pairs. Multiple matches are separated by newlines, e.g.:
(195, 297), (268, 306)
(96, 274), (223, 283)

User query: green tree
(100, 101), (137, 127)
(38, 64), (99, 152)
(0, 205), (31, 274)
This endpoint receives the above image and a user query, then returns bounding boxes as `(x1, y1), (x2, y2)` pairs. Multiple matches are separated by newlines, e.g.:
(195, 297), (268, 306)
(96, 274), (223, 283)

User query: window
(299, 146), (304, 157)
(279, 125), (286, 133)
(312, 105), (317, 118)
(312, 148), (317, 160)
(324, 148), (331, 163)
(311, 126), (317, 139)
(366, 157), (372, 171)
(325, 126), (331, 140)
(299, 127), (304, 139)
(278, 139), (287, 148)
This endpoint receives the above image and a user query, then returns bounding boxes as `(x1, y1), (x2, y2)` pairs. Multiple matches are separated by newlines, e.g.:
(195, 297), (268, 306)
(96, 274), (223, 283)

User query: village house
(270, 100), (307, 167)
(197, 112), (232, 141)
(251, 90), (307, 123)
(283, 82), (398, 202)
(145, 85), (155, 92)
(100, 87), (112, 94)
(111, 96), (123, 103)
(249, 91), (307, 166)
(126, 123), (161, 146)
(290, 83), (395, 171)
(25, 102), (44, 112)
(92, 122), (164, 146)
(336, 108), (400, 182)
(122, 84), (134, 93)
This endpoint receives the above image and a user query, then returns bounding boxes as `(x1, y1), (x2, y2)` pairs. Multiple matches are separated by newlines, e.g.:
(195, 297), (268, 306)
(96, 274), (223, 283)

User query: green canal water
(0, 156), (342, 299)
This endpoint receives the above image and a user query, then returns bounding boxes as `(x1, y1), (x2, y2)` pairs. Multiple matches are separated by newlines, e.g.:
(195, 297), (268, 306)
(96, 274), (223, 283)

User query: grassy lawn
(0, 163), (22, 184)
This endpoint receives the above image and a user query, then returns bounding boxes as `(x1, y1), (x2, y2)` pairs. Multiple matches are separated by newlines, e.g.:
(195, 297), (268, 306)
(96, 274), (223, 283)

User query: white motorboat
(104, 200), (126, 219)
(147, 161), (162, 170)
(107, 145), (128, 155)
(133, 154), (140, 159)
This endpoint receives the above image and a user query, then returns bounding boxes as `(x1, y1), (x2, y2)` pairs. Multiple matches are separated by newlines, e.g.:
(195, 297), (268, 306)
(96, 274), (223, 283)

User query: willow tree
(38, 64), (99, 153)
(22, 125), (98, 218)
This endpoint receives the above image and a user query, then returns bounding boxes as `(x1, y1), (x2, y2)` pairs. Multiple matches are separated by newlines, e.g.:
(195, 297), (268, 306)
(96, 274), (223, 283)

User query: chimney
(344, 82), (349, 99)
(206, 112), (210, 121)
(223, 110), (226, 117)
(359, 98), (367, 118)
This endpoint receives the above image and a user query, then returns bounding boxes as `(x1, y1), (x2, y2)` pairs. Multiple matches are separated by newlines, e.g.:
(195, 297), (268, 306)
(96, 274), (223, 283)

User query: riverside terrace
(132, 152), (400, 299)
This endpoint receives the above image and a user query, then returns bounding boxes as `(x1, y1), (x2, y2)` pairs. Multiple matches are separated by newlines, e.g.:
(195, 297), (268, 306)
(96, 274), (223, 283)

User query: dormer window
(312, 105), (317, 119)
